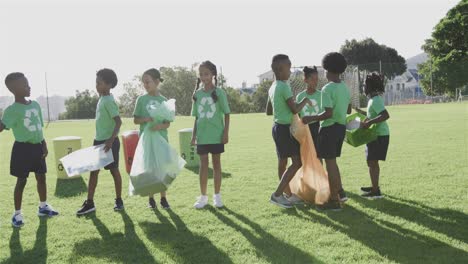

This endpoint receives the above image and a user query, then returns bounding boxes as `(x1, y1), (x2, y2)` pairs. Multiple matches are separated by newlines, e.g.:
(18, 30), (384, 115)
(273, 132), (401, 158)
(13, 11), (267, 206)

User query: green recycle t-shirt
(296, 90), (331, 123)
(133, 94), (169, 141)
(95, 95), (120, 141)
(1, 101), (44, 144)
(320, 82), (351, 128)
(367, 95), (390, 136)
(268, 81), (294, 125)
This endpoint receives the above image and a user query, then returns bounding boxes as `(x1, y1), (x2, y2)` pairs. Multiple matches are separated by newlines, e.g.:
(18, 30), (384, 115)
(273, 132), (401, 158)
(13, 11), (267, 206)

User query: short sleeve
(37, 103), (44, 127)
(371, 97), (386, 115)
(281, 83), (293, 101)
(106, 99), (120, 118)
(321, 91), (332, 109)
(133, 96), (142, 117)
(218, 89), (231, 114)
(1, 106), (17, 129)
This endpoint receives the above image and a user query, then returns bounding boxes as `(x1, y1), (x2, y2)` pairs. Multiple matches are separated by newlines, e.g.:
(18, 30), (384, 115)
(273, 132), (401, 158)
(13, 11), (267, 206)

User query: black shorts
(366, 136), (390, 161)
(93, 138), (120, 170)
(308, 122), (320, 153)
(10, 141), (47, 178)
(197, 144), (225, 155)
(272, 123), (300, 159)
(317, 123), (346, 159)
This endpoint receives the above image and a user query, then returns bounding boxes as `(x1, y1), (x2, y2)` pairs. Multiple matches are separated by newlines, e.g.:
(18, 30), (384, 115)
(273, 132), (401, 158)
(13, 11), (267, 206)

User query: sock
(39, 201), (47, 208)
(15, 210), (21, 215)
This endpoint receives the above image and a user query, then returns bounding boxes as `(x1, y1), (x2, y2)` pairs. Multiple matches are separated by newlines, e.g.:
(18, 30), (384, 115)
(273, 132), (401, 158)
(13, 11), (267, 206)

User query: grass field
(0, 102), (467, 264)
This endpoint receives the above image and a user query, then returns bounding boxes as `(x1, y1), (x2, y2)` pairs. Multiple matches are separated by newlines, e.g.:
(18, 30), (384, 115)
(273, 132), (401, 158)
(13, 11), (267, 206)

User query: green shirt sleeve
(218, 89), (231, 114)
(281, 83), (293, 101)
(1, 107), (16, 129)
(133, 96), (143, 117)
(105, 99), (120, 118)
(371, 96), (386, 115)
(321, 91), (332, 109)
(37, 103), (44, 128)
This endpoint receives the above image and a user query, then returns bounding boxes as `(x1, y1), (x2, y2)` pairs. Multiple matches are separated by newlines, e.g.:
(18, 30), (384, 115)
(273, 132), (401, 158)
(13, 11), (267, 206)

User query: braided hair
(303, 66), (318, 79)
(193, 60), (218, 102)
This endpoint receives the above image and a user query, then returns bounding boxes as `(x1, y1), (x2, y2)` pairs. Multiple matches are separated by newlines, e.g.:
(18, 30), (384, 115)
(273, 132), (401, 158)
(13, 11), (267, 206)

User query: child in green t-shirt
(266, 54), (312, 208)
(76, 68), (124, 216)
(133, 68), (171, 209)
(0, 72), (59, 228)
(354, 72), (390, 199)
(297, 66), (332, 153)
(191, 61), (231, 209)
(315, 52), (351, 211)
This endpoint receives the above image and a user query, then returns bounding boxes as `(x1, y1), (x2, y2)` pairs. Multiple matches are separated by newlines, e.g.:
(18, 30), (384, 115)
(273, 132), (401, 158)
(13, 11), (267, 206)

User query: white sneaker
(194, 195), (208, 209)
(213, 194), (224, 208)
(12, 213), (24, 228)
(286, 194), (304, 205)
(269, 193), (293, 209)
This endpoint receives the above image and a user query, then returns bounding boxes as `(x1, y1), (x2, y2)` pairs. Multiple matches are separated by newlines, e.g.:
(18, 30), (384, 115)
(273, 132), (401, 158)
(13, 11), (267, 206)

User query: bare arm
(301, 107), (333, 124)
(104, 116), (122, 152)
(286, 97), (310, 114)
(223, 114), (230, 144)
(266, 99), (273, 116)
(191, 118), (198, 145)
(134, 116), (153, 125)
(353, 107), (367, 116)
(361, 110), (390, 128)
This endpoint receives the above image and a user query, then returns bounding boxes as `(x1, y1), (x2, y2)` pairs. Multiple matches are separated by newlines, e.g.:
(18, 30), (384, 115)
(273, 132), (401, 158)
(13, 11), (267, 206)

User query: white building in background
(384, 53), (427, 104)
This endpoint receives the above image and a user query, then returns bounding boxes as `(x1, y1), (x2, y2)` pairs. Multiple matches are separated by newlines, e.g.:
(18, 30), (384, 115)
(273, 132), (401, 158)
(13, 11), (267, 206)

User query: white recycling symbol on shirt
(302, 99), (320, 116)
(24, 109), (42, 132)
(146, 100), (161, 112)
(198, 97), (216, 119)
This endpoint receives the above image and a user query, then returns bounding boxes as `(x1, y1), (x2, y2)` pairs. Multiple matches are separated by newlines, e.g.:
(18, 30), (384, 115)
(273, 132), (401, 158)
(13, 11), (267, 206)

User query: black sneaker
(361, 186), (373, 193)
(361, 189), (383, 199)
(339, 189), (348, 202)
(77, 200), (96, 216)
(317, 200), (342, 211)
(160, 197), (170, 209)
(148, 197), (156, 209)
(114, 198), (124, 211)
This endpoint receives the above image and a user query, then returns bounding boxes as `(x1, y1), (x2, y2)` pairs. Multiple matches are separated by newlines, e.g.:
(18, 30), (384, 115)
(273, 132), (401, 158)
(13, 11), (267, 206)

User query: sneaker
(361, 189), (383, 199)
(11, 213), (24, 228)
(148, 197), (157, 209)
(76, 200), (96, 216)
(114, 198), (124, 211)
(160, 197), (170, 209)
(38, 204), (59, 217)
(194, 195), (208, 209)
(286, 194), (304, 205)
(213, 194), (224, 208)
(269, 193), (293, 209)
(360, 186), (373, 193)
(316, 200), (342, 211)
(339, 189), (348, 202)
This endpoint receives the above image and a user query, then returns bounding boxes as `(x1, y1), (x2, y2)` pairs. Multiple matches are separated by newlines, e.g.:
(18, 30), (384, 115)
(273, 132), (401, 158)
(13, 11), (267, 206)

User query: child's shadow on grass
(2, 218), (48, 264)
(351, 193), (468, 245)
(139, 209), (234, 264)
(293, 200), (468, 264)
(54, 177), (88, 198)
(208, 207), (324, 264)
(70, 212), (157, 263)
(185, 167), (232, 179)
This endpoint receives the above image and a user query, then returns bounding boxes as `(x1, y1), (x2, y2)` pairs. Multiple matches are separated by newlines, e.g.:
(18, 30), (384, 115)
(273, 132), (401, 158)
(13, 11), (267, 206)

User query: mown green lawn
(0, 102), (467, 263)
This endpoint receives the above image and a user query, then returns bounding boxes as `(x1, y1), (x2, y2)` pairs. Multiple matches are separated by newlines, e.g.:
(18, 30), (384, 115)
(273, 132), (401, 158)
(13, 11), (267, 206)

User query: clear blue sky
(0, 0), (460, 98)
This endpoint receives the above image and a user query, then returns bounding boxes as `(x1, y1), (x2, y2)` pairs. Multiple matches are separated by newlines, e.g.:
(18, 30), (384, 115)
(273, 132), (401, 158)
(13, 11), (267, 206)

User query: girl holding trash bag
(191, 61), (231, 209)
(133, 68), (171, 209)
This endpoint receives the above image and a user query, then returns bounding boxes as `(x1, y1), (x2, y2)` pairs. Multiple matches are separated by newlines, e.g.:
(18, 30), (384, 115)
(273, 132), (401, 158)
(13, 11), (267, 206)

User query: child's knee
(16, 178), (27, 188)
(367, 160), (379, 168)
(36, 174), (46, 184)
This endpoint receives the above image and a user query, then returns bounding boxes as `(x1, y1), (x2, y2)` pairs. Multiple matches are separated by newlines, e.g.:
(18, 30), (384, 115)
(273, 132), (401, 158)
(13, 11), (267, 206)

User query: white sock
(39, 201), (47, 208)
(14, 210), (21, 215)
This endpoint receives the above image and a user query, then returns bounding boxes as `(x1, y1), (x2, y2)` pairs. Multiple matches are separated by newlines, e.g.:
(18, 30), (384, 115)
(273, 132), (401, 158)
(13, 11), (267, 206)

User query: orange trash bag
(289, 114), (330, 205)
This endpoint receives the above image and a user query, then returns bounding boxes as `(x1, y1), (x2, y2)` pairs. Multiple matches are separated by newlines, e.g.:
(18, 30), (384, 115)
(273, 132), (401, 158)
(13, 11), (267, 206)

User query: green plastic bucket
(178, 128), (199, 167)
(344, 113), (378, 147)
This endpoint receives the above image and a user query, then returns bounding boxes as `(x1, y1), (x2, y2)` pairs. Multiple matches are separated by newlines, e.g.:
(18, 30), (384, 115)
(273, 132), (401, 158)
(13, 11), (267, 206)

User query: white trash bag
(60, 144), (114, 177)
